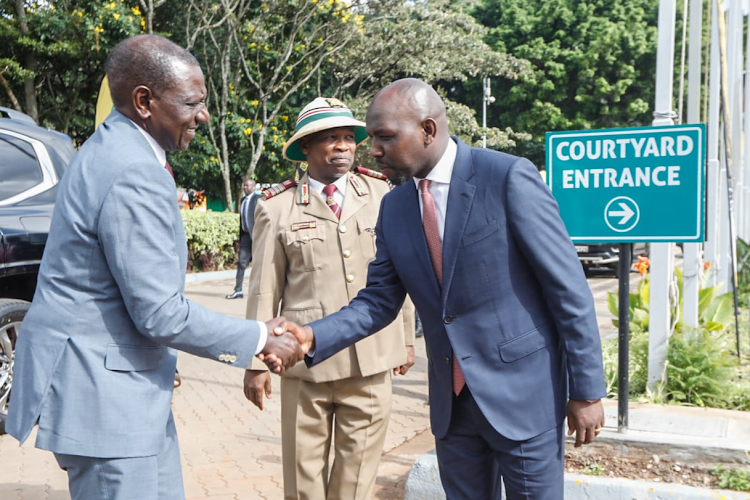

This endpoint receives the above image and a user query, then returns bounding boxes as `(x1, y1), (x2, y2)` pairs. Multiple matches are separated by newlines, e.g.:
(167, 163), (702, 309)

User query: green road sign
(545, 124), (705, 243)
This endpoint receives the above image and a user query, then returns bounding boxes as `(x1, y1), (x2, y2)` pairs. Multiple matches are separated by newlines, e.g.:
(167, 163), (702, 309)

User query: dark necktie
(322, 184), (341, 219)
(420, 179), (465, 396)
(240, 195), (249, 233)
(164, 160), (174, 180)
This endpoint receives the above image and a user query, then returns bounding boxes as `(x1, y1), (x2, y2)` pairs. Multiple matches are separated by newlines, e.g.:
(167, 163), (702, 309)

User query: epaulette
(262, 179), (297, 200)
(355, 166), (389, 182)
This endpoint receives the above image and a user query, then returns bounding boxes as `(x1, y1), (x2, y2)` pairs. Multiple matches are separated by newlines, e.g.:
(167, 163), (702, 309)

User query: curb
(404, 451), (749, 500)
(184, 268), (249, 285)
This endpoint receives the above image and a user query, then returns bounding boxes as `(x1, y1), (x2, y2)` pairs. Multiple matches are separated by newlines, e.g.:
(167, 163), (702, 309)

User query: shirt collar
(412, 138), (457, 189)
(128, 118), (167, 167)
(307, 172), (349, 196)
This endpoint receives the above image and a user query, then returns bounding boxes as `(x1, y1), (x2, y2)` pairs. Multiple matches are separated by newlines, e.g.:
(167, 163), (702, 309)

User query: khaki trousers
(280, 371), (392, 500)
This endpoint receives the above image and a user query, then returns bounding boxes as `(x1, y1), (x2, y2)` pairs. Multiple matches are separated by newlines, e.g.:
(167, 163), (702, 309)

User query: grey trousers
(54, 416), (184, 500)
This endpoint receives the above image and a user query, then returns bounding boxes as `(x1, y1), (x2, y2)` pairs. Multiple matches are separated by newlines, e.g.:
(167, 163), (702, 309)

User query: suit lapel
(441, 140), (475, 308)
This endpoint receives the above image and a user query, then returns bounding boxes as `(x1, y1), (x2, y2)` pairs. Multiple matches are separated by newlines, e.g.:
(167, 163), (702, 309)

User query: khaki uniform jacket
(247, 171), (415, 382)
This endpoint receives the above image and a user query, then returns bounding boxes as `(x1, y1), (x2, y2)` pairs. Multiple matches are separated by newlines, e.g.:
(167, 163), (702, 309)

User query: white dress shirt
(127, 119), (268, 354)
(413, 139), (458, 244)
(308, 172), (348, 209)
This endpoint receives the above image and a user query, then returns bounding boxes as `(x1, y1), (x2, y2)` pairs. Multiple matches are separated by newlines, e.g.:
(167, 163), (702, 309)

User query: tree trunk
(218, 27), (235, 211)
(0, 72), (22, 111)
(14, 0), (37, 121)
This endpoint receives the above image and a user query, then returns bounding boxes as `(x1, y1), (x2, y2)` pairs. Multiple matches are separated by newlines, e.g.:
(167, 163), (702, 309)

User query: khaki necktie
(419, 179), (465, 396)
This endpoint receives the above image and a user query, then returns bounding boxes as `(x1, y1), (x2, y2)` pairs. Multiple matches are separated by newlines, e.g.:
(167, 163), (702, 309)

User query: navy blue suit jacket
(308, 138), (606, 441)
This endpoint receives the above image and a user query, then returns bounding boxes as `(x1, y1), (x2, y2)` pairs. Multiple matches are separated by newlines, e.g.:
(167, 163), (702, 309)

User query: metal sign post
(547, 123), (705, 431)
(617, 243), (631, 432)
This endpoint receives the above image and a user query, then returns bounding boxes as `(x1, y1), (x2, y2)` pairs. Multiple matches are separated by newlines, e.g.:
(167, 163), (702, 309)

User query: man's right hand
(260, 321), (314, 372)
(259, 317), (305, 372)
(243, 369), (271, 410)
(261, 329), (302, 373)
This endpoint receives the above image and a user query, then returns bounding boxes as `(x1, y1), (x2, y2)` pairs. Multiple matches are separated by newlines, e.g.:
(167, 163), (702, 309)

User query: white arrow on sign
(608, 202), (635, 225)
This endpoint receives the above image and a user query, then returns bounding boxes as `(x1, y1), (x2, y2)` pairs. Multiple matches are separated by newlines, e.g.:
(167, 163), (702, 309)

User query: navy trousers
(435, 388), (564, 499)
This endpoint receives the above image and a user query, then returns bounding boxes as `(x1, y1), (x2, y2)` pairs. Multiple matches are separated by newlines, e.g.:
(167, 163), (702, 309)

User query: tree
(0, 0), (145, 142)
(330, 0), (530, 153)
(468, 0), (658, 167)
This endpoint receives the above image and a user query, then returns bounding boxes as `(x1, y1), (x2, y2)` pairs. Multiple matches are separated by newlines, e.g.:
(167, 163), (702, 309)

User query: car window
(0, 133), (43, 202)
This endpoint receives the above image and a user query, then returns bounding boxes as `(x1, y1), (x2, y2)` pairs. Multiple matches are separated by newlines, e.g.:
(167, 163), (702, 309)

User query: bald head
(374, 78), (448, 132)
(105, 35), (199, 110)
(366, 78), (450, 181)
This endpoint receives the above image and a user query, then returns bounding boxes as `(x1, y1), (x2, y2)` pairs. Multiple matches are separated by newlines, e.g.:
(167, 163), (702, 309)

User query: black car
(0, 107), (75, 434)
(575, 242), (636, 278)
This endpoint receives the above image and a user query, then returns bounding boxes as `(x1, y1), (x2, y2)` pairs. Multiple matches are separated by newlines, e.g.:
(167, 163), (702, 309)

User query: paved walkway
(2, 273), (750, 499)
(0, 277), (433, 500)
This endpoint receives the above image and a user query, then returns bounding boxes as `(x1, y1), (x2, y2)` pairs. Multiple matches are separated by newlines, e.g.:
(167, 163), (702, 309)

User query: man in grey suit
(6, 34), (304, 500)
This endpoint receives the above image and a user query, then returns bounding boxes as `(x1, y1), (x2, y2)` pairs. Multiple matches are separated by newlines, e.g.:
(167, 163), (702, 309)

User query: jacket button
(444, 356), (450, 364)
(339, 225), (347, 233)
(346, 274), (355, 283)
(343, 250), (352, 258)
(443, 316), (454, 324)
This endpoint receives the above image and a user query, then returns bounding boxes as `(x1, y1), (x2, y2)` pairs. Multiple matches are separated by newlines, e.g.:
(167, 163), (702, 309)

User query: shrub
(604, 264), (737, 407)
(181, 210), (239, 272)
(665, 327), (737, 407)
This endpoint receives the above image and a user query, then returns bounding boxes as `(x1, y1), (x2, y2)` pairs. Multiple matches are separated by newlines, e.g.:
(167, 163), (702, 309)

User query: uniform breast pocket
(357, 217), (377, 260)
(285, 226), (326, 271)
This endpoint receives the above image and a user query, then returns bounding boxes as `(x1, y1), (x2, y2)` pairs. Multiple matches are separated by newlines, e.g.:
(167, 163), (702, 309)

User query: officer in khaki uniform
(244, 97), (415, 500)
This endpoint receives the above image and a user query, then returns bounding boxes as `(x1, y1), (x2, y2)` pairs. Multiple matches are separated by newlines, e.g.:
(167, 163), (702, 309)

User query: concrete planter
(404, 451), (748, 500)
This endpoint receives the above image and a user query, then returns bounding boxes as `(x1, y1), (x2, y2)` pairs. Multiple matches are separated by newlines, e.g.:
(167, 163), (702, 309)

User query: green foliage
(665, 328), (737, 407)
(582, 463), (607, 476)
(181, 210), (239, 272)
(604, 269), (737, 406)
(467, 0), (658, 166)
(602, 327), (650, 398)
(0, 0), (145, 142)
(736, 238), (750, 299)
(711, 467), (750, 491)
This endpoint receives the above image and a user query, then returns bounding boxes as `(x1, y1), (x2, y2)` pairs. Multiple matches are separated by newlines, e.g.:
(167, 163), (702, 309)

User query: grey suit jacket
(7, 110), (261, 458)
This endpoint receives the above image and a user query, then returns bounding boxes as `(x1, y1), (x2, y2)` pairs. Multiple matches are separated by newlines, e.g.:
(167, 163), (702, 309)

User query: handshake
(259, 317), (315, 373)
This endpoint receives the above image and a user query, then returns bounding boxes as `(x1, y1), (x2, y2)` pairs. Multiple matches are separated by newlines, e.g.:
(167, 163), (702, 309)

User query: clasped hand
(260, 317), (314, 373)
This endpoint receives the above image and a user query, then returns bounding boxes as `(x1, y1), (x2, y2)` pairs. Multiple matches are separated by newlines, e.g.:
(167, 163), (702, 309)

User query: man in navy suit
(277, 78), (607, 499)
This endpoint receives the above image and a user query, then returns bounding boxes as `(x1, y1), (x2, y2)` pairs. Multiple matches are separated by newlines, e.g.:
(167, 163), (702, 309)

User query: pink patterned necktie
(419, 179), (465, 396)
(322, 184), (341, 219)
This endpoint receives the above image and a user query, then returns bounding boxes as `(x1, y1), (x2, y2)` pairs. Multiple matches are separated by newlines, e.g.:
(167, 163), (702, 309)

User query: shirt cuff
(254, 321), (268, 356)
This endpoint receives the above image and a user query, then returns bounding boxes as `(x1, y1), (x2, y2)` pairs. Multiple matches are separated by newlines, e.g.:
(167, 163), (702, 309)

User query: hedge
(181, 210), (239, 272)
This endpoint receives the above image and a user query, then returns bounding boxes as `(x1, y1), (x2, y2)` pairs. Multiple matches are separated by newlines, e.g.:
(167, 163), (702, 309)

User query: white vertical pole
(648, 0), (677, 393)
(716, 2), (733, 293)
(727, 0), (744, 240)
(683, 0), (703, 328)
(705, 0), (722, 287)
(719, 153), (731, 293)
(482, 77), (489, 149)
